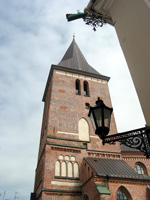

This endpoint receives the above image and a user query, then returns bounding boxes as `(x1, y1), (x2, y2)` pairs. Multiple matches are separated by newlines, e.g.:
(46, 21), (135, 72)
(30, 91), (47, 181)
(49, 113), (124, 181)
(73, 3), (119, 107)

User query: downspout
(106, 175), (109, 189)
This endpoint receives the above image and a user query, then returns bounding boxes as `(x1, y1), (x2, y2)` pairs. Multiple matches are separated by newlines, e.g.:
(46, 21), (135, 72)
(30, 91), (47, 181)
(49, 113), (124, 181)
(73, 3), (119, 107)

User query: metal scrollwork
(103, 127), (150, 158)
(83, 15), (106, 31)
(120, 135), (143, 150)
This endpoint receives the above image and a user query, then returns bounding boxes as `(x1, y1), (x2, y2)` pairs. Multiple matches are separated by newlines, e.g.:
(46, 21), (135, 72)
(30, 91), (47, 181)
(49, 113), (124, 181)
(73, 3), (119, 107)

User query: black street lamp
(88, 97), (150, 158)
(88, 97), (113, 140)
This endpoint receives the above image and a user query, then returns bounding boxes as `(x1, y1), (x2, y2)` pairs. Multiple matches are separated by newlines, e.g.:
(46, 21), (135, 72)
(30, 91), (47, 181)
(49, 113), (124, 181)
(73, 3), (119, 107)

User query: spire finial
(73, 33), (75, 39)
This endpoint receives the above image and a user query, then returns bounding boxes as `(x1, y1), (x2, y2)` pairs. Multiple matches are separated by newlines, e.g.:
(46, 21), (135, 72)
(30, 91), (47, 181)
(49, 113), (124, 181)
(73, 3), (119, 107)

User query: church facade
(31, 38), (150, 200)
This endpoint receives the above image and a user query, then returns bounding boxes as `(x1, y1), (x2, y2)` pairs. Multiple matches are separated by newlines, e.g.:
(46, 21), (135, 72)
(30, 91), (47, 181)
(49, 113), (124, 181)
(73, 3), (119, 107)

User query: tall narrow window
(84, 81), (89, 96)
(61, 161), (67, 177)
(68, 162), (73, 177)
(75, 79), (80, 95)
(78, 118), (89, 141)
(74, 162), (79, 178)
(135, 164), (144, 175)
(55, 161), (60, 176)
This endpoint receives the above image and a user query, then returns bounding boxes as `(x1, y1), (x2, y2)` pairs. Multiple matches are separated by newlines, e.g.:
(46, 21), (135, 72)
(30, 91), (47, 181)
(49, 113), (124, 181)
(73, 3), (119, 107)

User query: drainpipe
(106, 175), (109, 189)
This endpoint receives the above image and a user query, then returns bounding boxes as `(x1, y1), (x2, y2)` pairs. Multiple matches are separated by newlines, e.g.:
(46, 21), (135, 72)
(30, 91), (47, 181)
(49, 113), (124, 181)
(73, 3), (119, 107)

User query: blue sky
(0, 0), (145, 199)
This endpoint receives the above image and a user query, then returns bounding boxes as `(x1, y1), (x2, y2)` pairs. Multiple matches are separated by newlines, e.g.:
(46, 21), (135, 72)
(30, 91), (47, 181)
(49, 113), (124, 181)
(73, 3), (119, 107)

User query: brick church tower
(31, 38), (150, 200)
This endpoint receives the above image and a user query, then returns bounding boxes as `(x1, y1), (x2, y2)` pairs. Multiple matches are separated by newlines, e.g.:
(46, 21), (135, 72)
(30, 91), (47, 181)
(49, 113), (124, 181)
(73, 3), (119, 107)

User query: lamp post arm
(103, 127), (150, 158)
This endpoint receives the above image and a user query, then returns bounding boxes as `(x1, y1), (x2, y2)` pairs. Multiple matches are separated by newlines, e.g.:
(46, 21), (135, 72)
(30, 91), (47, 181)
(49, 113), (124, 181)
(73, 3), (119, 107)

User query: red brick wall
(122, 154), (150, 176)
(33, 67), (121, 200)
(45, 69), (120, 152)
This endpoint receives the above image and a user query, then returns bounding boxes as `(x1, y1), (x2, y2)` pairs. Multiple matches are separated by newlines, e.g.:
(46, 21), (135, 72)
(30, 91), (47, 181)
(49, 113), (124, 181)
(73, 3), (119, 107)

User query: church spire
(58, 38), (100, 75)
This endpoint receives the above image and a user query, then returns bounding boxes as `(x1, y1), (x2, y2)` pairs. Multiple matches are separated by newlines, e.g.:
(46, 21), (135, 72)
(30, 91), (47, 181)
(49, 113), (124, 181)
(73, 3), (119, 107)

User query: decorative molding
(42, 189), (82, 195)
(47, 135), (90, 143)
(51, 146), (81, 153)
(51, 180), (82, 187)
(90, 135), (99, 138)
(55, 176), (79, 181)
(58, 130), (79, 136)
(46, 142), (86, 149)
(94, 178), (150, 186)
(56, 71), (107, 84)
(122, 156), (148, 161)
(88, 152), (121, 159)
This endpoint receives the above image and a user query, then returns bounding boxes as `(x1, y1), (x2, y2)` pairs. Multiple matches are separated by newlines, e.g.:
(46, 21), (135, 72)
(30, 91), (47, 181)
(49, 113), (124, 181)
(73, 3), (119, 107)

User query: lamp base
(95, 127), (109, 140)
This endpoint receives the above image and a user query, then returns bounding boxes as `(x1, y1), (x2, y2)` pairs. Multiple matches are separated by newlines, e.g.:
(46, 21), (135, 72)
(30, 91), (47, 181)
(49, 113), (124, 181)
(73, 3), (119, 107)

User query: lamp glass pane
(90, 112), (96, 130)
(103, 108), (111, 128)
(93, 107), (102, 127)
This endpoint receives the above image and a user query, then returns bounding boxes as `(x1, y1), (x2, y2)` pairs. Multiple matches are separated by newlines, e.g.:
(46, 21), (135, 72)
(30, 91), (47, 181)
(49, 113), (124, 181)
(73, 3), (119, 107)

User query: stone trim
(51, 180), (82, 187)
(46, 142), (86, 149)
(56, 71), (107, 84)
(123, 157), (148, 161)
(42, 189), (82, 195)
(57, 130), (79, 136)
(94, 178), (150, 185)
(47, 135), (90, 143)
(55, 176), (79, 180)
(51, 146), (81, 153)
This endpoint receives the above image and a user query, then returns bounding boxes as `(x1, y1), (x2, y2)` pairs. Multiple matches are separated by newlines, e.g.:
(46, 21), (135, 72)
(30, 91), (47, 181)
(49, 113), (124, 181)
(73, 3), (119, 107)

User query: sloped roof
(121, 144), (140, 152)
(84, 157), (150, 180)
(58, 38), (100, 75)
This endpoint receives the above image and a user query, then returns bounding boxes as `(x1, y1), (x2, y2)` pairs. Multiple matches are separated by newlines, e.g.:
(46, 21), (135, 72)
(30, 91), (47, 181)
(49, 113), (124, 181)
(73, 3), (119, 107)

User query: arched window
(83, 81), (89, 96)
(78, 118), (89, 141)
(116, 187), (132, 200)
(134, 162), (147, 175)
(74, 162), (79, 178)
(75, 79), (81, 95)
(117, 190), (128, 200)
(55, 161), (60, 176)
(135, 165), (144, 174)
(61, 161), (67, 177)
(55, 155), (79, 179)
(68, 162), (73, 177)
(83, 194), (89, 200)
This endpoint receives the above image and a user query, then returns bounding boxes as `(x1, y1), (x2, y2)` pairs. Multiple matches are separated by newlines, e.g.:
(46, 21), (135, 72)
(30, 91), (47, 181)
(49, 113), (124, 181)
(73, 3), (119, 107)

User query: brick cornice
(94, 177), (150, 185)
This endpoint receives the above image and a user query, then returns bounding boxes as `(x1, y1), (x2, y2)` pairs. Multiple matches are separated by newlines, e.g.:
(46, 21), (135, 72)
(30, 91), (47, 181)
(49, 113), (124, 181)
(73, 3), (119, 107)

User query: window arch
(134, 162), (147, 175)
(116, 186), (132, 200)
(83, 81), (89, 96)
(74, 162), (79, 178)
(55, 161), (60, 176)
(78, 118), (89, 141)
(75, 79), (81, 95)
(83, 194), (89, 200)
(55, 155), (79, 179)
(61, 161), (67, 177)
(117, 190), (128, 200)
(68, 162), (73, 177)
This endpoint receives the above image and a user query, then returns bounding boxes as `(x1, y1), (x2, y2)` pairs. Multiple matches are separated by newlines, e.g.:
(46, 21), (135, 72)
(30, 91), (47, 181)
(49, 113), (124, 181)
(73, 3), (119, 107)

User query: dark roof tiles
(58, 38), (100, 75)
(84, 157), (150, 180)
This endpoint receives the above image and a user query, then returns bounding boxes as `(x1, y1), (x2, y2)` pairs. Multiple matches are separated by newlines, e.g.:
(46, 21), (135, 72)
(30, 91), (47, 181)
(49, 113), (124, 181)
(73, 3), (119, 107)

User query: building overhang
(84, 0), (115, 25)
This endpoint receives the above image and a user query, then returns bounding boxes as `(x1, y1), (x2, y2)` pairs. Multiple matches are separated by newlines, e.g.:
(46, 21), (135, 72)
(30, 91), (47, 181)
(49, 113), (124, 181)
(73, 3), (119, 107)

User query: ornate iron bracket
(83, 14), (106, 31)
(66, 12), (106, 31)
(103, 127), (150, 158)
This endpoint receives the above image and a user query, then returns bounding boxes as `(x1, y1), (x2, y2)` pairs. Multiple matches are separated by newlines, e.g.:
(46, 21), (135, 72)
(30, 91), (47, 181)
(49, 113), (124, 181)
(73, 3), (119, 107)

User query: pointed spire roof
(58, 38), (100, 75)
